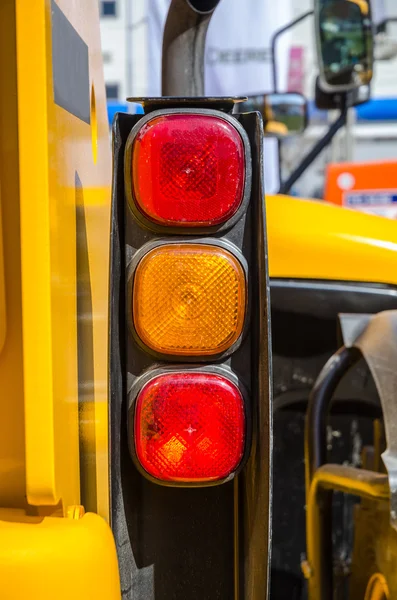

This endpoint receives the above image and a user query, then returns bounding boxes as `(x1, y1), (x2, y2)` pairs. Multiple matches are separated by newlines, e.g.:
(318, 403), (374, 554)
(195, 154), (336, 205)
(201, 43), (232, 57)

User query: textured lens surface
(134, 372), (245, 482)
(131, 114), (245, 227)
(133, 244), (246, 356)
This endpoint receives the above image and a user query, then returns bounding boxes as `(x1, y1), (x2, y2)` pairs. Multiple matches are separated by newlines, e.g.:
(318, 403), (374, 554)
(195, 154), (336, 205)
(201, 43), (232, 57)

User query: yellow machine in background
(267, 194), (397, 284)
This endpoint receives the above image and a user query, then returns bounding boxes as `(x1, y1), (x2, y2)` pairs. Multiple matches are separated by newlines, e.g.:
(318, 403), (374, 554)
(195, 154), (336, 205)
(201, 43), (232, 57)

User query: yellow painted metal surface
(351, 500), (397, 599)
(0, 0), (28, 510)
(15, 0), (111, 515)
(0, 510), (121, 599)
(305, 465), (390, 600)
(364, 574), (390, 600)
(0, 0), (119, 593)
(0, 180), (6, 355)
(267, 195), (397, 285)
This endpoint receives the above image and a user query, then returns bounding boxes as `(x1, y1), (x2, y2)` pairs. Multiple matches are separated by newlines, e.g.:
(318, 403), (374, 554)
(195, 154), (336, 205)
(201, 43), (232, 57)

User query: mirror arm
(278, 104), (348, 196)
(271, 10), (313, 92)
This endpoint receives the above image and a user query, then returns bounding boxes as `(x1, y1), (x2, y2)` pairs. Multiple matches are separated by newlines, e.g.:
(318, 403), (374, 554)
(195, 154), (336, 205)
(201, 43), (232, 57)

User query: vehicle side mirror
(315, 0), (374, 92)
(239, 93), (308, 138)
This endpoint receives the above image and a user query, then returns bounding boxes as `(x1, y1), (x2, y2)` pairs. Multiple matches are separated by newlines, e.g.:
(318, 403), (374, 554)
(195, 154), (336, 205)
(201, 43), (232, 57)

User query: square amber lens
(132, 244), (246, 356)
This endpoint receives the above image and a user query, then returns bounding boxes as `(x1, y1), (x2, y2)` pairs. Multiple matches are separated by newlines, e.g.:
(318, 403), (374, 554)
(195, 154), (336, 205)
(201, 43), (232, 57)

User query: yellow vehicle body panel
(0, 0), (120, 595)
(0, 510), (120, 599)
(0, 180), (6, 355)
(0, 0), (30, 510)
(14, 0), (111, 514)
(267, 195), (397, 286)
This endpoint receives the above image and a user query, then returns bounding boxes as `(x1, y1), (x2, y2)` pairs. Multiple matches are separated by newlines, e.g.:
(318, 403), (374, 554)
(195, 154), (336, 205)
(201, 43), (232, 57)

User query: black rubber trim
(270, 279), (397, 318)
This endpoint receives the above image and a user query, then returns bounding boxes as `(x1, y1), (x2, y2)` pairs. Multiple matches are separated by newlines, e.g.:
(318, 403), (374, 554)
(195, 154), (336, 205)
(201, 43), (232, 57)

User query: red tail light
(133, 371), (246, 483)
(129, 113), (247, 228)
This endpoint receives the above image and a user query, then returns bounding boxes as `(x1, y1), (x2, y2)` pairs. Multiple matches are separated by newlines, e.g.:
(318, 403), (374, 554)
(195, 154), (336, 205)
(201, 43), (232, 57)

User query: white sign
(343, 189), (397, 219)
(371, 0), (386, 26)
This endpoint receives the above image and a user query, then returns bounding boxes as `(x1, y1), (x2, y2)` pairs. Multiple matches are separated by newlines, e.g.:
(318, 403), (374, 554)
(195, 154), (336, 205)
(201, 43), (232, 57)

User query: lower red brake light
(133, 371), (245, 483)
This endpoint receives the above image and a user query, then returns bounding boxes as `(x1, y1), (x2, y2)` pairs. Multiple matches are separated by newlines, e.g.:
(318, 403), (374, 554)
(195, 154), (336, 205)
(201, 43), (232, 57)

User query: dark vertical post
(161, 0), (221, 96)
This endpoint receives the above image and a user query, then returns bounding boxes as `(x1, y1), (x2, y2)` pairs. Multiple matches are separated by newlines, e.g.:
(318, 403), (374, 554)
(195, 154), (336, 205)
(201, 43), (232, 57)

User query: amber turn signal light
(132, 243), (246, 357)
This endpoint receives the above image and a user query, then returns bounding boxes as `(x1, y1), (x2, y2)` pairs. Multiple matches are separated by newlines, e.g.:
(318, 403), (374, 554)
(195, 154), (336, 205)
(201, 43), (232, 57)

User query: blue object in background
(107, 101), (144, 125)
(107, 97), (397, 126)
(356, 98), (397, 121)
(307, 98), (397, 124)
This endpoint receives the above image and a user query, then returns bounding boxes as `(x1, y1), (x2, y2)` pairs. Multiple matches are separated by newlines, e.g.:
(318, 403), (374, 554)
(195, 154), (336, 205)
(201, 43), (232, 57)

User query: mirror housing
(239, 92), (308, 138)
(315, 0), (374, 92)
(314, 76), (370, 109)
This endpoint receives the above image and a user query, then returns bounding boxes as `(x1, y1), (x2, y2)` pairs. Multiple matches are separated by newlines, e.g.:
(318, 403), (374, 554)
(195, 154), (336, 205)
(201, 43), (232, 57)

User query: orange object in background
(324, 160), (397, 219)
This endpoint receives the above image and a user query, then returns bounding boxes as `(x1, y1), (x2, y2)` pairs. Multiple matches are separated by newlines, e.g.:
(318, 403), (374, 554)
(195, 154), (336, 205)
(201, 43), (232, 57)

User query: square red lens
(134, 372), (245, 482)
(131, 114), (245, 227)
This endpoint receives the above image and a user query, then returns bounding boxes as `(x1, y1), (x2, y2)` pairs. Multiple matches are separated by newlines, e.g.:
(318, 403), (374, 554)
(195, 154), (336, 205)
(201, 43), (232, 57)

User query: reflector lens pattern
(131, 114), (245, 227)
(133, 244), (246, 356)
(134, 372), (245, 482)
